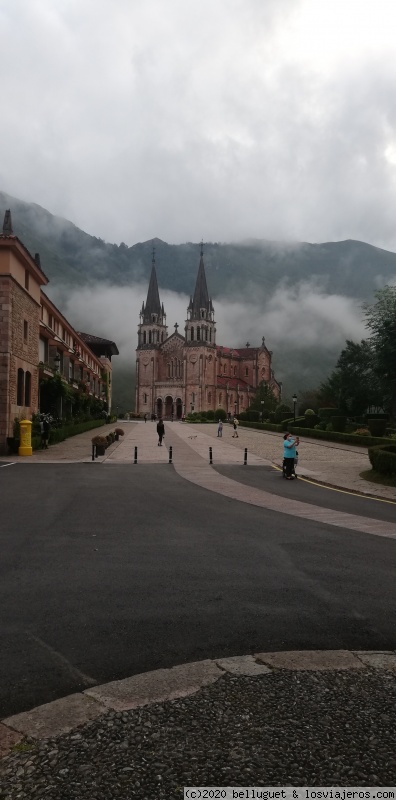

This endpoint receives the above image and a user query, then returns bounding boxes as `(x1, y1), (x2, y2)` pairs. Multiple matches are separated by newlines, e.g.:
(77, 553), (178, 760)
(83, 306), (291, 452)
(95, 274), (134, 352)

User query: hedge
(368, 444), (396, 476)
(238, 420), (396, 447)
(32, 418), (106, 450)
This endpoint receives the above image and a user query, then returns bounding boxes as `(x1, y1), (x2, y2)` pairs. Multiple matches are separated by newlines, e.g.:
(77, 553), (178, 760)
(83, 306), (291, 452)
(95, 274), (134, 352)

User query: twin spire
(141, 247), (164, 323)
(142, 241), (214, 330)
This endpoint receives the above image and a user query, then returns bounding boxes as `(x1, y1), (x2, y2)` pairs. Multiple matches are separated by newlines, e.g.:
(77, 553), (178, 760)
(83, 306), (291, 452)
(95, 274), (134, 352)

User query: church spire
(189, 241), (212, 319)
(142, 247), (162, 323)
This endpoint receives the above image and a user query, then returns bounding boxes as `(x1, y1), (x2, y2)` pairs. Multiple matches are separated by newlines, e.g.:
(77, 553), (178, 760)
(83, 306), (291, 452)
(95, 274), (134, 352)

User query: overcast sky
(2, 0), (396, 250)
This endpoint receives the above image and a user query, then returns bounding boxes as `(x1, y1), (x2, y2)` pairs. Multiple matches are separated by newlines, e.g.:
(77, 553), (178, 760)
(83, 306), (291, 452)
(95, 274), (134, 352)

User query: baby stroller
(282, 450), (298, 479)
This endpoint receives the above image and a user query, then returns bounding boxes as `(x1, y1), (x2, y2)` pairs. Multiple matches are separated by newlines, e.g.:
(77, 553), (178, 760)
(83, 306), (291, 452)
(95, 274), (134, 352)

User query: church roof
(217, 345), (259, 358)
(217, 376), (251, 389)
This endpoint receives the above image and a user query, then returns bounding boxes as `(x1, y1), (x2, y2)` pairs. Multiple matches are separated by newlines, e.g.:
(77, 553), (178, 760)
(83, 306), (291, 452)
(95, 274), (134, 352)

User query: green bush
(206, 409), (215, 420)
(368, 444), (396, 475)
(367, 419), (387, 437)
(238, 421), (284, 432)
(200, 410), (208, 419)
(319, 407), (339, 420)
(305, 409), (315, 416)
(214, 408), (227, 421)
(330, 416), (347, 433)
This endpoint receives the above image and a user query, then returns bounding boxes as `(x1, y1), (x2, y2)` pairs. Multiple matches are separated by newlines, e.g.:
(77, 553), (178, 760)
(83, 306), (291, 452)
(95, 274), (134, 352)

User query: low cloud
(48, 280), (366, 381)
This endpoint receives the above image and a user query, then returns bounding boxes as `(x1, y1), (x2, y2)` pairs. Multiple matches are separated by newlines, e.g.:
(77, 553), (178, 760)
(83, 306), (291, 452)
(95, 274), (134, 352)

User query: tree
(248, 382), (278, 416)
(364, 286), (396, 416)
(319, 339), (381, 415)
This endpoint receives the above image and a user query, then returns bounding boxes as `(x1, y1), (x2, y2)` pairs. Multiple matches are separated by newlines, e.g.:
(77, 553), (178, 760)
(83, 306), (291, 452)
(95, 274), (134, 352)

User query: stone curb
(2, 650), (396, 757)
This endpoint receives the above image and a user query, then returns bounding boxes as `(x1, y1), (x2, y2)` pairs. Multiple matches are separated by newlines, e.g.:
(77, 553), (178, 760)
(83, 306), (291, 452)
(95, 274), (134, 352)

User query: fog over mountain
(2, 190), (394, 409)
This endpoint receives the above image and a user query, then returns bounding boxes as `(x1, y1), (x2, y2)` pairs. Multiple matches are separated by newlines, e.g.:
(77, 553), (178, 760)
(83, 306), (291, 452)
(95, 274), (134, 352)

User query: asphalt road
(1, 463), (395, 717)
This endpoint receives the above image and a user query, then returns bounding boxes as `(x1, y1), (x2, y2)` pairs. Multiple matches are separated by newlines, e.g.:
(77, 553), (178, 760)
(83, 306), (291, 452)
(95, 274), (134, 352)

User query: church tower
(183, 243), (217, 414)
(185, 242), (216, 347)
(137, 248), (167, 348)
(135, 248), (167, 415)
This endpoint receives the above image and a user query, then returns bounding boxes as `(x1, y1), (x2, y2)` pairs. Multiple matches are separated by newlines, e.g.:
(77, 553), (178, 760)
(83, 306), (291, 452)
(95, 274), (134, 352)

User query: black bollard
(244, 447), (248, 465)
(134, 446), (138, 464)
(169, 446), (173, 464)
(92, 444), (95, 461)
(209, 446), (213, 465)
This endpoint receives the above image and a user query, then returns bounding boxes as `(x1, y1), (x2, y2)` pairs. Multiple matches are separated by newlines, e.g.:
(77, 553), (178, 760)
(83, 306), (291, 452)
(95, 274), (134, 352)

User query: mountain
(2, 189), (396, 411)
(2, 190), (396, 302)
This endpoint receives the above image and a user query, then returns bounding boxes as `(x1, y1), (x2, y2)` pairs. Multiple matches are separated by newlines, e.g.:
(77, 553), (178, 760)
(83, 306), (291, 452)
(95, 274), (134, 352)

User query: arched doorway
(165, 395), (173, 418)
(176, 398), (183, 419)
(156, 398), (163, 419)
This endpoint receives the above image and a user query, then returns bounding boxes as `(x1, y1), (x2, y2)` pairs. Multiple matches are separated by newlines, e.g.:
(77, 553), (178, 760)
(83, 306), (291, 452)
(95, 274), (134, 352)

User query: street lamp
(292, 393), (297, 423)
(54, 353), (61, 373)
(261, 400), (264, 423)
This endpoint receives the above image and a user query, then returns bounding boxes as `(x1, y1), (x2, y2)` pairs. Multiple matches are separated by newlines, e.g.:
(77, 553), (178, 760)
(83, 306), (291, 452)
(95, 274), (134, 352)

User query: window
(205, 327), (208, 341)
(17, 369), (24, 406)
(223, 364), (226, 374)
(191, 327), (194, 341)
(39, 337), (48, 363)
(69, 360), (74, 380)
(48, 314), (53, 330)
(144, 393), (148, 404)
(143, 331), (146, 344)
(161, 332), (164, 342)
(208, 391), (212, 404)
(157, 331), (160, 343)
(210, 328), (212, 342)
(234, 366), (236, 376)
(245, 367), (248, 376)
(24, 270), (29, 290)
(197, 326), (201, 340)
(23, 320), (28, 341)
(24, 372), (31, 406)
(219, 393), (222, 403)
(149, 330), (152, 344)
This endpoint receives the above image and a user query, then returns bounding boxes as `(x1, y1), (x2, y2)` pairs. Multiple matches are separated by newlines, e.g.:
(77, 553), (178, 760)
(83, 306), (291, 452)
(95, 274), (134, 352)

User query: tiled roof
(216, 376), (250, 389)
(216, 345), (258, 358)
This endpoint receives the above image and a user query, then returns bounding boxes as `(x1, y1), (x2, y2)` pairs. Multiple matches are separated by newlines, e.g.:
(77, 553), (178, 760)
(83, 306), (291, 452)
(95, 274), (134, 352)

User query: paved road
(1, 462), (396, 718)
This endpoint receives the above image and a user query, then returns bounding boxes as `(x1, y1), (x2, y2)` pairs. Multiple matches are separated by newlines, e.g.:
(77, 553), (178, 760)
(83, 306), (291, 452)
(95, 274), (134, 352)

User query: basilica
(135, 245), (281, 419)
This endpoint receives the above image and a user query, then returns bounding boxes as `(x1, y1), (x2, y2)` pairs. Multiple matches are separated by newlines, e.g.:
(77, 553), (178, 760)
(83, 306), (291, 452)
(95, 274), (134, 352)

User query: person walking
(157, 418), (165, 446)
(283, 432), (299, 479)
(217, 419), (223, 437)
(42, 416), (51, 449)
(232, 417), (239, 438)
(144, 413), (148, 423)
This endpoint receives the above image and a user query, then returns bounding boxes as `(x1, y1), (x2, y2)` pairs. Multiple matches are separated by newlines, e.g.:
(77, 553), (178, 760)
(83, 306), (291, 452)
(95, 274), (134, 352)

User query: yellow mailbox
(18, 419), (32, 457)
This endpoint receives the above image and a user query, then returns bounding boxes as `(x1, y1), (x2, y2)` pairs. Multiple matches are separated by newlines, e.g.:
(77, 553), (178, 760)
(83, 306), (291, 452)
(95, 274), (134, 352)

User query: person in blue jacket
(283, 432), (299, 479)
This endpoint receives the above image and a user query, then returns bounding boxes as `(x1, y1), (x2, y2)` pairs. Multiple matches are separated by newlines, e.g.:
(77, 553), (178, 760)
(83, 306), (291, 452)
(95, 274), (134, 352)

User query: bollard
(244, 447), (248, 466)
(209, 446), (213, 465)
(169, 446), (173, 464)
(134, 446), (138, 464)
(92, 444), (95, 461)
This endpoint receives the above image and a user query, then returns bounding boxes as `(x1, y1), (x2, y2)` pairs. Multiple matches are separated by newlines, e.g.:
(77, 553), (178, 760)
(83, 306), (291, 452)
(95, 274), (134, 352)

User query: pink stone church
(135, 245), (281, 419)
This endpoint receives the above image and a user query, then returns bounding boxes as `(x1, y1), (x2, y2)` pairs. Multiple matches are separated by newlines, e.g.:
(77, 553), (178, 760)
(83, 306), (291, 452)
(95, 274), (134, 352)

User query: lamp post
(54, 353), (61, 373)
(292, 393), (297, 423)
(261, 400), (264, 423)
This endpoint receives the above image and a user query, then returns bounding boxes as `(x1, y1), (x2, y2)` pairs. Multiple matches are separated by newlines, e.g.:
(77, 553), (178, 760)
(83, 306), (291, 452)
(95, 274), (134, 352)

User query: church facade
(135, 246), (281, 419)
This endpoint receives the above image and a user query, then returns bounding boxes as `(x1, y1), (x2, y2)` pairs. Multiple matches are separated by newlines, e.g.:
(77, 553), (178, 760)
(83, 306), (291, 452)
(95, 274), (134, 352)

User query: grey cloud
(1, 0), (396, 251)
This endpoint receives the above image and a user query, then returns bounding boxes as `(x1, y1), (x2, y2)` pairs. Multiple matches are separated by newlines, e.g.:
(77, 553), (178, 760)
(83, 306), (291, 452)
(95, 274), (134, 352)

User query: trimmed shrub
(367, 419), (387, 437)
(305, 409), (315, 416)
(368, 444), (396, 475)
(330, 416), (347, 433)
(319, 407), (339, 420)
(206, 409), (215, 420)
(239, 421), (283, 432)
(214, 408), (227, 421)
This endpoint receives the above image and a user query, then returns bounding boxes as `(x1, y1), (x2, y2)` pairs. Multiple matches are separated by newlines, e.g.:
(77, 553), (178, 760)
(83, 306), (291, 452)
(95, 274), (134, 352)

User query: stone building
(135, 245), (281, 418)
(0, 210), (118, 454)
